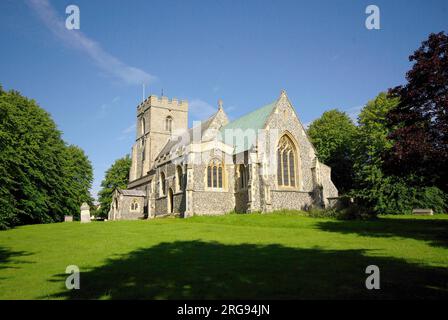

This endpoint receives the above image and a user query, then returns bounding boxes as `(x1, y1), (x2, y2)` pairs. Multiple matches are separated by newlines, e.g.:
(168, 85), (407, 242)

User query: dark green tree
(97, 155), (131, 218)
(0, 87), (93, 229)
(353, 93), (399, 190)
(351, 93), (402, 213)
(61, 145), (94, 219)
(307, 109), (357, 193)
(351, 92), (446, 215)
(0, 88), (67, 228)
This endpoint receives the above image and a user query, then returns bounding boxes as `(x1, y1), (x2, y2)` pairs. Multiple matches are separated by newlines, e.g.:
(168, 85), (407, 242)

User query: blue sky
(1, 0), (447, 199)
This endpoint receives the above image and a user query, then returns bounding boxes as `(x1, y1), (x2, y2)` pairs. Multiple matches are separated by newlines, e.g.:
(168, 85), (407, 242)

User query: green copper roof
(219, 101), (276, 154)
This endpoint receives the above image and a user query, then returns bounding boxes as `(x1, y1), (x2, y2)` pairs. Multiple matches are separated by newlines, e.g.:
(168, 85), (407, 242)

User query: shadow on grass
(0, 246), (34, 281)
(317, 218), (448, 248)
(47, 241), (447, 299)
(0, 246), (33, 270)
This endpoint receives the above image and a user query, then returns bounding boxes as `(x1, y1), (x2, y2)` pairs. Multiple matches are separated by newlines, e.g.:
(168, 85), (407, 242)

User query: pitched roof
(155, 99), (278, 158)
(219, 101), (277, 154)
(155, 111), (219, 160)
(118, 189), (146, 197)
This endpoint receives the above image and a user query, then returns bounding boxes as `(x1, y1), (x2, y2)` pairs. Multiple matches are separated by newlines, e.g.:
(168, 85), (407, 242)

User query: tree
(351, 92), (446, 215)
(0, 89), (66, 228)
(307, 109), (357, 193)
(352, 93), (399, 190)
(386, 31), (448, 192)
(350, 93), (402, 213)
(61, 145), (94, 219)
(0, 87), (93, 229)
(97, 155), (132, 218)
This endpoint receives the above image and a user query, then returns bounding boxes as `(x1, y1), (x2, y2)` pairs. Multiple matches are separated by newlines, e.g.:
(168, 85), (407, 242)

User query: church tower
(129, 95), (188, 182)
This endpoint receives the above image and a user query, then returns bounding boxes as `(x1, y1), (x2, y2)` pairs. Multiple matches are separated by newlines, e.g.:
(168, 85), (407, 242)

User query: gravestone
(64, 215), (73, 222)
(80, 202), (91, 223)
(412, 208), (434, 216)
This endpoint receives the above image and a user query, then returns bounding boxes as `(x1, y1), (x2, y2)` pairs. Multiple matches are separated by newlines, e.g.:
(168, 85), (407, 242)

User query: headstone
(412, 208), (434, 216)
(64, 215), (73, 222)
(80, 202), (91, 223)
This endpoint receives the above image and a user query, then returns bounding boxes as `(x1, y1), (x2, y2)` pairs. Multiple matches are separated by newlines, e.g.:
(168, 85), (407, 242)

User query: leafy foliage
(61, 145), (94, 218)
(386, 31), (448, 192)
(307, 109), (357, 193)
(350, 93), (399, 213)
(356, 176), (446, 215)
(312, 32), (448, 216)
(0, 88), (93, 229)
(97, 155), (132, 218)
(413, 186), (447, 214)
(309, 87), (447, 216)
(353, 92), (399, 183)
(350, 92), (447, 215)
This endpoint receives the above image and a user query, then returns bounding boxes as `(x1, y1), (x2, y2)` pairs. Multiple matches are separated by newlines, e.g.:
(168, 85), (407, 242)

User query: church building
(108, 90), (338, 220)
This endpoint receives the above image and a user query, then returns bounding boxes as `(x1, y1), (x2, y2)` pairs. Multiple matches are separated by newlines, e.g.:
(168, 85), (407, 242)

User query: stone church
(108, 90), (338, 220)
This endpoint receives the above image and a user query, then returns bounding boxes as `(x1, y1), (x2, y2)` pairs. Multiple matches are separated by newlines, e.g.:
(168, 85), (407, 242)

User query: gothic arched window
(207, 159), (223, 189)
(159, 171), (166, 196)
(277, 135), (297, 188)
(165, 116), (173, 132)
(130, 200), (139, 211)
(238, 164), (248, 189)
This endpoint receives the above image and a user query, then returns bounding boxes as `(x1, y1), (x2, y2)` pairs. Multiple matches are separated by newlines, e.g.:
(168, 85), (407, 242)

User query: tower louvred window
(165, 116), (173, 132)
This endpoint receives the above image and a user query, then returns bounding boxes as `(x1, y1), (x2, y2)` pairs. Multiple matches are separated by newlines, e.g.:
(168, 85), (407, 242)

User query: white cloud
(26, 0), (155, 86)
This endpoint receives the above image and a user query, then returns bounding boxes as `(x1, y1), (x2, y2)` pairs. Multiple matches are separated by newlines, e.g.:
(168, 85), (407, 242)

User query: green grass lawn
(0, 213), (447, 299)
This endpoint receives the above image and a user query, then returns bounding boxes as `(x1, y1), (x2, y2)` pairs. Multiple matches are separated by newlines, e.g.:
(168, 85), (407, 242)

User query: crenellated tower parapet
(137, 95), (188, 116)
(130, 94), (189, 182)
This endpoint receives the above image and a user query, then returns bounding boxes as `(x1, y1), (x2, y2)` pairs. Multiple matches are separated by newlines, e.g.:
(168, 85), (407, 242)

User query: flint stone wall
(119, 196), (145, 220)
(271, 190), (314, 211)
(193, 191), (235, 215)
